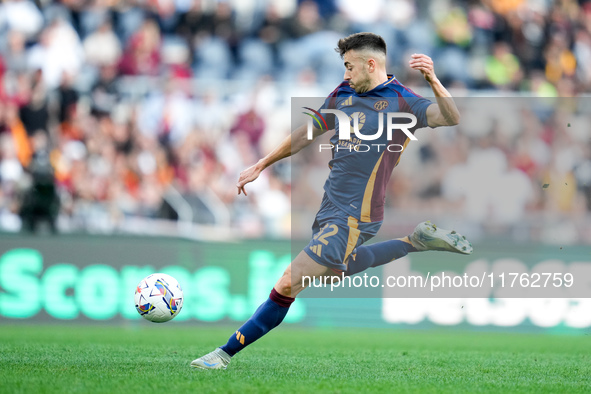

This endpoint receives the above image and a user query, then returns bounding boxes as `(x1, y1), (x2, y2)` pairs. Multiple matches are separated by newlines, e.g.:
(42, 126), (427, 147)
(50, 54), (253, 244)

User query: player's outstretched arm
(409, 53), (460, 128)
(237, 123), (325, 195)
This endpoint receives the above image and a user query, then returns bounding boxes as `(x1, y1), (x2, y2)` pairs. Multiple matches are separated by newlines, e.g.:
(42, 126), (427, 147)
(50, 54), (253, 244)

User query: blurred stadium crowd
(0, 0), (591, 241)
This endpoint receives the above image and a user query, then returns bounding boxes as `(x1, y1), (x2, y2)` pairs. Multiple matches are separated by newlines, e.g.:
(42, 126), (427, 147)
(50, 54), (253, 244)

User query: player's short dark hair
(335, 32), (387, 58)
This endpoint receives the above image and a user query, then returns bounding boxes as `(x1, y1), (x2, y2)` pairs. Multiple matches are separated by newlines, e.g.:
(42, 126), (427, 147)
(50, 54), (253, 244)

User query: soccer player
(191, 32), (471, 370)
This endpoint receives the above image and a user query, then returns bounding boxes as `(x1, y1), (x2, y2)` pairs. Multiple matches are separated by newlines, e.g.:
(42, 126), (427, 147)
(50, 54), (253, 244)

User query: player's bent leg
(191, 251), (335, 370)
(345, 238), (416, 276)
(410, 221), (473, 255)
(345, 223), (473, 277)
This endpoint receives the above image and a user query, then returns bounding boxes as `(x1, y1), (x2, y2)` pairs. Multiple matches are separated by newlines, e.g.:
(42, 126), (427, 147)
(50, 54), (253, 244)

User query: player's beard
(351, 73), (372, 93)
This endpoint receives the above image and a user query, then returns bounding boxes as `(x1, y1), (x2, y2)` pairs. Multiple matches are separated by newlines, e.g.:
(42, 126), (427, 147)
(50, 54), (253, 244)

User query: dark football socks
(345, 239), (417, 276)
(220, 288), (295, 356)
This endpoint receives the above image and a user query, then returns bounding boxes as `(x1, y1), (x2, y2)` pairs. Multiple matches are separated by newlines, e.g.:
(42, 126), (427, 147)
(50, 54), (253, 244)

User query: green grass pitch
(0, 324), (589, 393)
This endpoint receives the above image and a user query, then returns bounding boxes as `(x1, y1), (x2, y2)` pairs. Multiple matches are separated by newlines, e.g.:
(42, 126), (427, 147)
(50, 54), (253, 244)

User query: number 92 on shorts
(304, 195), (382, 272)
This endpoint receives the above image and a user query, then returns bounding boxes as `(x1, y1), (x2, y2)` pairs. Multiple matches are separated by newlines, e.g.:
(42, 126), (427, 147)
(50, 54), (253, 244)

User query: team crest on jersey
(374, 100), (389, 111)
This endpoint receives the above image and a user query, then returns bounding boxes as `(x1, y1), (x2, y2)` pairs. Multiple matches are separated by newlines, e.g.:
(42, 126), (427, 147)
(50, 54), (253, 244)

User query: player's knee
(274, 271), (292, 297)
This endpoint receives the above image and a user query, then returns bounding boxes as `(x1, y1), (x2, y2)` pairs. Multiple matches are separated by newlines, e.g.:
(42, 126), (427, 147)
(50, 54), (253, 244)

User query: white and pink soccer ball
(134, 273), (184, 323)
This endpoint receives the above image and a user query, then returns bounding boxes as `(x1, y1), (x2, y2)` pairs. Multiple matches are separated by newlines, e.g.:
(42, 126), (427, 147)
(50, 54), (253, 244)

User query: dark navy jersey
(319, 75), (433, 222)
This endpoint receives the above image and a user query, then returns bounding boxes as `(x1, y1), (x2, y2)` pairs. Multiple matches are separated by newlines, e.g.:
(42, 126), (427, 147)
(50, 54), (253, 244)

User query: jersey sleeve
(317, 81), (351, 130)
(401, 92), (432, 130)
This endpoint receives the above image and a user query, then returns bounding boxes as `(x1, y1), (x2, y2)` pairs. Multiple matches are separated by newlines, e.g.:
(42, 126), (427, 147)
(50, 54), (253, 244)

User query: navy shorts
(304, 194), (382, 271)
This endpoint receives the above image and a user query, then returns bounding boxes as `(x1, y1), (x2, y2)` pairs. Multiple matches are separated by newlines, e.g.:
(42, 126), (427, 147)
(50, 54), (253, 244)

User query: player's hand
(409, 54), (436, 83)
(237, 162), (263, 196)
